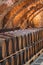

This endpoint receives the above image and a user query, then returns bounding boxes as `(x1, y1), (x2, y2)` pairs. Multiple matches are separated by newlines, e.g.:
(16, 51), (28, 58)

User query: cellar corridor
(0, 0), (43, 65)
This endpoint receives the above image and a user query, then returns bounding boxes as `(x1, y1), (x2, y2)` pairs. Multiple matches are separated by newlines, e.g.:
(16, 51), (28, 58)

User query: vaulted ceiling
(0, 0), (43, 29)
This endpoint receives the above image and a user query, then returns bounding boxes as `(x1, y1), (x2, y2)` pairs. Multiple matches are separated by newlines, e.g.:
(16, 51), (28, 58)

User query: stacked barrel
(0, 28), (43, 65)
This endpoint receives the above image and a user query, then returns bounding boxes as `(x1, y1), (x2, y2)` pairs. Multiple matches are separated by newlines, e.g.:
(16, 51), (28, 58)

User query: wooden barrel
(32, 44), (35, 56)
(18, 36), (22, 50)
(41, 39), (43, 49)
(0, 37), (7, 60)
(41, 30), (43, 39)
(27, 33), (31, 46)
(23, 48), (27, 63)
(35, 42), (38, 54)
(31, 32), (34, 44)
(4, 37), (13, 56)
(38, 30), (40, 40)
(14, 37), (19, 51)
(0, 35), (13, 60)
(13, 54), (17, 65)
(27, 33), (30, 46)
(11, 56), (14, 65)
(42, 29), (43, 39)
(19, 50), (24, 65)
(26, 34), (29, 47)
(38, 42), (40, 51)
(26, 47), (29, 61)
(35, 41), (41, 54)
(34, 32), (37, 42)
(36, 31), (39, 41)
(13, 53), (19, 65)
(22, 35), (26, 48)
(37, 43), (39, 52)
(29, 46), (33, 58)
(29, 33), (32, 46)
(39, 30), (41, 40)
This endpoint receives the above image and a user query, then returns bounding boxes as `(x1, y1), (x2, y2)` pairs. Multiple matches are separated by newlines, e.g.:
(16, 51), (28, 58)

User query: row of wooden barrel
(0, 28), (43, 65)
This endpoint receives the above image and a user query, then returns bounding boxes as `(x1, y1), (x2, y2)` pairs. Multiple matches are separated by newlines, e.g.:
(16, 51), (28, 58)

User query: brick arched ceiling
(0, 0), (43, 29)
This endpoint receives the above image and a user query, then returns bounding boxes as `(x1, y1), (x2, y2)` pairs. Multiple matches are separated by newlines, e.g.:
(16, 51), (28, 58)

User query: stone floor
(31, 53), (43, 65)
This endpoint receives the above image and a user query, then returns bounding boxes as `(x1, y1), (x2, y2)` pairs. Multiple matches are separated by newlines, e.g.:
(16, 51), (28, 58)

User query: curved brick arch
(2, 0), (43, 29)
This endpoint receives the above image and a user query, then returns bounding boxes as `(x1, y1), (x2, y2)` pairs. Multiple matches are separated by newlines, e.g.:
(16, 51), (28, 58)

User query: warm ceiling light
(32, 11), (43, 27)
